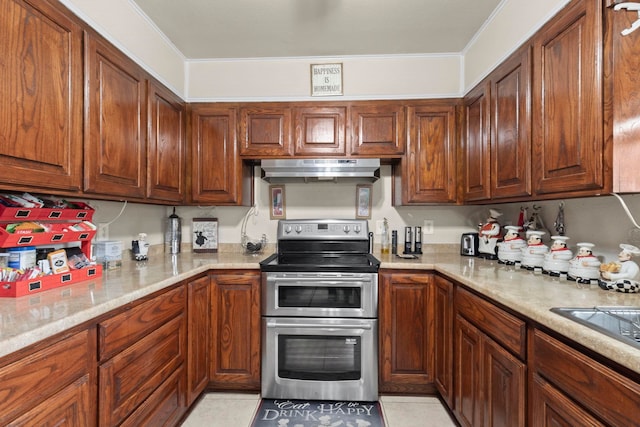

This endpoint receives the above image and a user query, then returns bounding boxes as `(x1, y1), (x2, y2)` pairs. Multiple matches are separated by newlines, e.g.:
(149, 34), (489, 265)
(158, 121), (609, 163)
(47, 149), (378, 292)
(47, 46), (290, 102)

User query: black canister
(414, 226), (422, 254)
(404, 226), (413, 254)
(391, 230), (398, 254)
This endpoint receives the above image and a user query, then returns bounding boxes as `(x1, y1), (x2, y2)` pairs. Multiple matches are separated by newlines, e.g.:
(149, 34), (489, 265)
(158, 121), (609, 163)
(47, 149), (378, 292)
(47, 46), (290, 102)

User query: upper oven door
(262, 272), (378, 318)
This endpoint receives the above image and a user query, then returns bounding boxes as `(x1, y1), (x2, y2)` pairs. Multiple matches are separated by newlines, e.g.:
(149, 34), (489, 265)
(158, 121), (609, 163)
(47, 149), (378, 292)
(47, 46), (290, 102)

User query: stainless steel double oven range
(260, 219), (381, 401)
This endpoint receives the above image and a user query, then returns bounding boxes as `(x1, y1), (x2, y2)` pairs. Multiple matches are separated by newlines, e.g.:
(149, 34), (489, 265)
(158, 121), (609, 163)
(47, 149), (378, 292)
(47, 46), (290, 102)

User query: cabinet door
(433, 275), (453, 408)
(84, 32), (147, 198)
(531, 0), (605, 196)
(99, 314), (186, 426)
(401, 102), (458, 204)
(530, 374), (605, 427)
(483, 336), (526, 427)
(0, 0), (83, 192)
(8, 374), (93, 427)
(210, 271), (261, 390)
(0, 329), (95, 426)
(191, 105), (252, 205)
(491, 45), (532, 200)
(294, 106), (347, 156)
(379, 272), (433, 393)
(239, 105), (292, 157)
(462, 82), (491, 202)
(349, 103), (405, 156)
(454, 315), (483, 427)
(147, 80), (186, 202)
(609, 0), (640, 193)
(187, 275), (210, 406)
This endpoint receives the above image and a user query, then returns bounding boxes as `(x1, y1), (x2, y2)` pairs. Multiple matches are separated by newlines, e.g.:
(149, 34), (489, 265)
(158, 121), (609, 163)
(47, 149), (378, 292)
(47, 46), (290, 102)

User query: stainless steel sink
(550, 307), (640, 350)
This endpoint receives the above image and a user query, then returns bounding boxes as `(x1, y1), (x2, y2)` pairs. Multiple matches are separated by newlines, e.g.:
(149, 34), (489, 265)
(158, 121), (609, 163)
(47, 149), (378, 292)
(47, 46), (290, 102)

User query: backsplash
(84, 166), (640, 264)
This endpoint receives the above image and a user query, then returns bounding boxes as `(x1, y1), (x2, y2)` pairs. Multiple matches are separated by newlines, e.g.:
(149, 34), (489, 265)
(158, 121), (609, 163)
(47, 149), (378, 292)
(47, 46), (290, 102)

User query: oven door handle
(266, 320), (373, 330)
(270, 276), (372, 284)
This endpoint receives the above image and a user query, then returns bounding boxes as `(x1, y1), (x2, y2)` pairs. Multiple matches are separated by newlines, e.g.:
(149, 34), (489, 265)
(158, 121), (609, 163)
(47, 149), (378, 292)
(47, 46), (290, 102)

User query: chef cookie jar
(520, 230), (548, 270)
(478, 209), (503, 260)
(599, 243), (640, 293)
(567, 242), (601, 284)
(497, 226), (527, 265)
(542, 235), (573, 277)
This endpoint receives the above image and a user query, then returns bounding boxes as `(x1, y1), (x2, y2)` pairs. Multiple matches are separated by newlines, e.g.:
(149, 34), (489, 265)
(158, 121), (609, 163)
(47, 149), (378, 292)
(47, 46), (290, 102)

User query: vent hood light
(261, 158), (380, 183)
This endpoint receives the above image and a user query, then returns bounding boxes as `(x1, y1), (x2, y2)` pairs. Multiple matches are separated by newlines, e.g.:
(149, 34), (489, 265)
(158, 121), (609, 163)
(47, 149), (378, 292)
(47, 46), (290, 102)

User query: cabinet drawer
(531, 329), (640, 427)
(98, 286), (185, 360)
(455, 287), (526, 359)
(120, 365), (186, 427)
(99, 314), (186, 426)
(0, 329), (92, 425)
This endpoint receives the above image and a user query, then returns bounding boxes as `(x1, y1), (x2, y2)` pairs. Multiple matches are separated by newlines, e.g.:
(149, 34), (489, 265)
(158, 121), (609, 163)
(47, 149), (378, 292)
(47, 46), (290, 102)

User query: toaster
(460, 232), (479, 256)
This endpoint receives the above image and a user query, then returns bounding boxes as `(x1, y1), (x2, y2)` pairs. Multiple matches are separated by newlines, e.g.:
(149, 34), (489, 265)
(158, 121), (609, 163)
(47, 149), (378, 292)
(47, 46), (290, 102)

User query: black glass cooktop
(259, 252), (380, 273)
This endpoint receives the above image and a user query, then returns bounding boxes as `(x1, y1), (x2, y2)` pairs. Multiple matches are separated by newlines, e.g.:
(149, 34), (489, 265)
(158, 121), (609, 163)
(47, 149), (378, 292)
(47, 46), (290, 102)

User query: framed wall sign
(356, 184), (372, 219)
(192, 218), (218, 253)
(269, 185), (286, 219)
(311, 63), (343, 96)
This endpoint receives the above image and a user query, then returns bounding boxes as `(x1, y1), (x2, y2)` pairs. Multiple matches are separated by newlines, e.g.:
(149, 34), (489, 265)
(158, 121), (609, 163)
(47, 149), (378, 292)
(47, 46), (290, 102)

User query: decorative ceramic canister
(497, 225), (527, 265)
(567, 242), (601, 284)
(542, 235), (573, 276)
(599, 243), (640, 293)
(477, 209), (503, 260)
(520, 230), (548, 270)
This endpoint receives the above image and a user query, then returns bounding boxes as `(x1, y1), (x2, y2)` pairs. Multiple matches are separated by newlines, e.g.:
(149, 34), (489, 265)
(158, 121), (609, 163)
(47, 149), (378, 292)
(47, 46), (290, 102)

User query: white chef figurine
(567, 242), (601, 284)
(497, 226), (527, 265)
(520, 230), (548, 270)
(478, 209), (503, 260)
(599, 243), (640, 293)
(542, 236), (573, 277)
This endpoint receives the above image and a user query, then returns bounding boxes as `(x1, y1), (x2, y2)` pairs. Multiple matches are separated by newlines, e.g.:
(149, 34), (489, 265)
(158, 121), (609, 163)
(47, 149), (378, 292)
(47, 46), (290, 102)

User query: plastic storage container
(8, 246), (36, 270)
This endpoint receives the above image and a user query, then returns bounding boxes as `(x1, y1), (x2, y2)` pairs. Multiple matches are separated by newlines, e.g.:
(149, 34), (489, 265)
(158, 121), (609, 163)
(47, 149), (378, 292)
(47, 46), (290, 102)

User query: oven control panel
(277, 219), (369, 239)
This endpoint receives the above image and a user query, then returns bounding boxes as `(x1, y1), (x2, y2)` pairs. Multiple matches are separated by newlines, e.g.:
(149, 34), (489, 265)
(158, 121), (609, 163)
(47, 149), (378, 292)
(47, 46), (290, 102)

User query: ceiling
(132, 0), (503, 60)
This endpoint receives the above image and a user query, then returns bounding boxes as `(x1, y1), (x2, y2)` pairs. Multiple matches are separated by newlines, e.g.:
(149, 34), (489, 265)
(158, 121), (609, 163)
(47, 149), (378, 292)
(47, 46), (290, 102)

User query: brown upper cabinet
(462, 45), (532, 203)
(490, 46), (532, 200)
(349, 102), (406, 156)
(147, 80), (186, 203)
(239, 104), (293, 157)
(462, 81), (491, 202)
(607, 0), (640, 193)
(0, 0), (84, 194)
(239, 101), (405, 159)
(84, 31), (147, 199)
(190, 104), (253, 206)
(531, 0), (606, 197)
(395, 100), (459, 205)
(294, 106), (347, 156)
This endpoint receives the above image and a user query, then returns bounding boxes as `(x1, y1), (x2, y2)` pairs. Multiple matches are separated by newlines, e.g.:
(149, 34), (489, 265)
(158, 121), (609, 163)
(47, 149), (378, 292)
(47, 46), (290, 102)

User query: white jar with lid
(8, 246), (37, 270)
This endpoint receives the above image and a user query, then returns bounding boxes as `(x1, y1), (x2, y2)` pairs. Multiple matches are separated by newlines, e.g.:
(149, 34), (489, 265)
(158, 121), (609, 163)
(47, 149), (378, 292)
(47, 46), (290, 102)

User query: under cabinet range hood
(261, 158), (380, 183)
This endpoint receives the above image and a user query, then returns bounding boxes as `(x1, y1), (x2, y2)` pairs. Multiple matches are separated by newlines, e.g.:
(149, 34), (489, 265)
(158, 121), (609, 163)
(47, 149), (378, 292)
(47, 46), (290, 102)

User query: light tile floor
(181, 393), (457, 427)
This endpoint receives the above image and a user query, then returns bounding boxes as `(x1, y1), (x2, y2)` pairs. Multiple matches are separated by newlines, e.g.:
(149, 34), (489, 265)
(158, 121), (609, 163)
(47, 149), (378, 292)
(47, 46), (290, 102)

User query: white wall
(187, 55), (461, 102)
(59, 0), (186, 97)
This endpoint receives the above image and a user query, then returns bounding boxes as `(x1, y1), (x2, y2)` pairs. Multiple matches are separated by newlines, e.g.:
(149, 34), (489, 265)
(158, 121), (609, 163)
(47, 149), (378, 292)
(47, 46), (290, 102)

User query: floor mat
(251, 399), (385, 427)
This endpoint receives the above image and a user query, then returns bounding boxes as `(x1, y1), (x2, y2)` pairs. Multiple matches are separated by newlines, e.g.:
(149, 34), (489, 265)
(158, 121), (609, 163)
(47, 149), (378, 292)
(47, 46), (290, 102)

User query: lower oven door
(262, 317), (378, 402)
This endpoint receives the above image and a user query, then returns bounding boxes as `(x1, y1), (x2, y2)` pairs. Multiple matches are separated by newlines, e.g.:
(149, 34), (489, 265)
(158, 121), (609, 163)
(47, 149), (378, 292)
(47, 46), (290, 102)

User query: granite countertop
(2, 249), (640, 376)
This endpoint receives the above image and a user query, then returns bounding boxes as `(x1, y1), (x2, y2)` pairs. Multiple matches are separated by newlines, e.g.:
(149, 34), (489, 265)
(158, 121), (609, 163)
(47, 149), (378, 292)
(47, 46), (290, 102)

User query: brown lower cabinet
(209, 270), (261, 390)
(378, 270), (434, 394)
(187, 275), (211, 406)
(97, 285), (187, 426)
(453, 287), (526, 427)
(530, 328), (640, 427)
(8, 269), (640, 427)
(0, 328), (96, 426)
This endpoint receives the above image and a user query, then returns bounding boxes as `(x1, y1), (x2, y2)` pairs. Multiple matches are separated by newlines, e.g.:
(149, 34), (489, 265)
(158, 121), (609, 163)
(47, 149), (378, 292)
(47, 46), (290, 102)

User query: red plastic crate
(0, 203), (94, 222)
(0, 226), (96, 247)
(0, 265), (103, 298)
